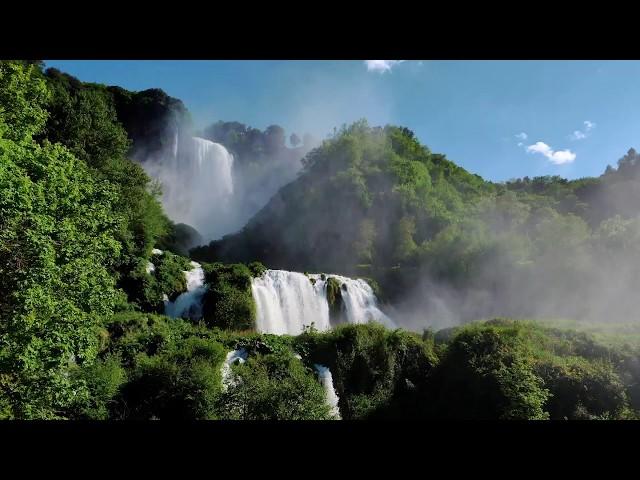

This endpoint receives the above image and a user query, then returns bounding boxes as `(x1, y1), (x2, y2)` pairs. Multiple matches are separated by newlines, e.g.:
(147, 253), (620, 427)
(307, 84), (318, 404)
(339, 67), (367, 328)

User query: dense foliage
(0, 62), (126, 417)
(201, 263), (257, 331)
(61, 315), (640, 420)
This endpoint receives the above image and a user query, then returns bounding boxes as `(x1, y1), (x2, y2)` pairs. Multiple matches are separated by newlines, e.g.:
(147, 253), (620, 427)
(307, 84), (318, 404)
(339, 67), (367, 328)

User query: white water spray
(319, 274), (395, 329)
(314, 364), (341, 419)
(164, 261), (206, 321)
(139, 136), (235, 240)
(221, 349), (248, 392)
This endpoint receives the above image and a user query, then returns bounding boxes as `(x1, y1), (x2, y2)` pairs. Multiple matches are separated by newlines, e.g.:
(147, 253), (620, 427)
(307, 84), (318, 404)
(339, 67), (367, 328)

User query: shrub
(114, 336), (226, 420)
(202, 263), (256, 331)
(69, 356), (126, 420)
(294, 323), (438, 419)
(426, 326), (550, 420)
(537, 357), (629, 420)
(216, 350), (331, 420)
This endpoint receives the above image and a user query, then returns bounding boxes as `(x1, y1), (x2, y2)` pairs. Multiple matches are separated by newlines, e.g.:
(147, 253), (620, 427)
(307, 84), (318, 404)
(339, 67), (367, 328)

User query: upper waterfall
(138, 135), (235, 240)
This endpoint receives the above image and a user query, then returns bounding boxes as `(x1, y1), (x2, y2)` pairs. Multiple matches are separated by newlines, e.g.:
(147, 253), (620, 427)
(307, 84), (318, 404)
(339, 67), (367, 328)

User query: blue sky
(44, 60), (640, 182)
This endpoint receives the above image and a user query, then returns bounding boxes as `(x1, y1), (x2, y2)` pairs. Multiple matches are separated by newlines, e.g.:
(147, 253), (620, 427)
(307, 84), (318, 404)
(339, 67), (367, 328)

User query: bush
(537, 357), (629, 420)
(114, 336), (226, 420)
(216, 350), (331, 420)
(248, 261), (267, 277)
(102, 312), (190, 368)
(426, 325), (550, 420)
(294, 323), (438, 419)
(121, 251), (191, 313)
(202, 263), (256, 331)
(69, 356), (126, 420)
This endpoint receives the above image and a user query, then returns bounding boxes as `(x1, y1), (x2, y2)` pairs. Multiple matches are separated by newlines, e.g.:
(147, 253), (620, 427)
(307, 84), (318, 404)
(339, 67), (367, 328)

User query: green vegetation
(0, 61), (126, 418)
(294, 323), (439, 419)
(217, 349), (332, 420)
(120, 250), (192, 313)
(325, 277), (344, 322)
(201, 263), (256, 331)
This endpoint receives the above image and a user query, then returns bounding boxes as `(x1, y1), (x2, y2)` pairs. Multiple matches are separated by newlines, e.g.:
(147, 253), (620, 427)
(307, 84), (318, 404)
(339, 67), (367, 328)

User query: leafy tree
(0, 61), (126, 417)
(0, 61), (50, 142)
(217, 350), (331, 420)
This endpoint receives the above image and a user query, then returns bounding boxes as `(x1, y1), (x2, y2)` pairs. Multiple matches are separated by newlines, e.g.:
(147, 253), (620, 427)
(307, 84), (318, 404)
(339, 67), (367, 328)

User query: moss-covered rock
(201, 263), (256, 331)
(325, 276), (345, 324)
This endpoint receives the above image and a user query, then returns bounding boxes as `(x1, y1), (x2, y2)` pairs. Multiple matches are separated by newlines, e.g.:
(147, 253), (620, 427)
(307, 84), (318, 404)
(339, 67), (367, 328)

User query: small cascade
(314, 364), (341, 419)
(321, 274), (395, 328)
(221, 349), (248, 391)
(164, 261), (206, 321)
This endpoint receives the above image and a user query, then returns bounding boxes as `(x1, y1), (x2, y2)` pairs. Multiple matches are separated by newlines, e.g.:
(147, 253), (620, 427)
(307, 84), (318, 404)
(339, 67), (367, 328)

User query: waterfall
(165, 261), (206, 321)
(251, 269), (394, 335)
(221, 349), (248, 392)
(250, 270), (331, 335)
(314, 364), (341, 419)
(318, 274), (395, 329)
(139, 135), (235, 240)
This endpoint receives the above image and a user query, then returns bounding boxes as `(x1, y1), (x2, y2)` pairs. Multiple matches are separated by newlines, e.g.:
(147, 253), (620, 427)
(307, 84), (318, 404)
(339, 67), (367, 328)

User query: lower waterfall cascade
(162, 263), (394, 336)
(251, 269), (395, 335)
(221, 349), (248, 391)
(314, 364), (341, 419)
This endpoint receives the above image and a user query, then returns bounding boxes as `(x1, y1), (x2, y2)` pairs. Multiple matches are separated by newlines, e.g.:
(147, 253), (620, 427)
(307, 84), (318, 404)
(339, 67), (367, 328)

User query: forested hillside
(193, 122), (640, 326)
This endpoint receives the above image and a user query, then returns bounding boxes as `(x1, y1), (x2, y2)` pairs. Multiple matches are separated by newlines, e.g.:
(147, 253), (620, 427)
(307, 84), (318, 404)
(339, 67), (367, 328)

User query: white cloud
(515, 132), (528, 141)
(569, 120), (596, 141)
(571, 130), (586, 140)
(364, 60), (406, 73)
(526, 141), (576, 165)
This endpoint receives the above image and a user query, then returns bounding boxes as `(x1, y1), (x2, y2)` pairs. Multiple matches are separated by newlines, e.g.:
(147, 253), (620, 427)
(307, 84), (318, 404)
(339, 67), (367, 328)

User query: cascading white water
(221, 349), (248, 392)
(139, 135), (235, 240)
(250, 270), (394, 335)
(165, 261), (206, 321)
(318, 274), (396, 329)
(314, 364), (341, 419)
(251, 270), (331, 335)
